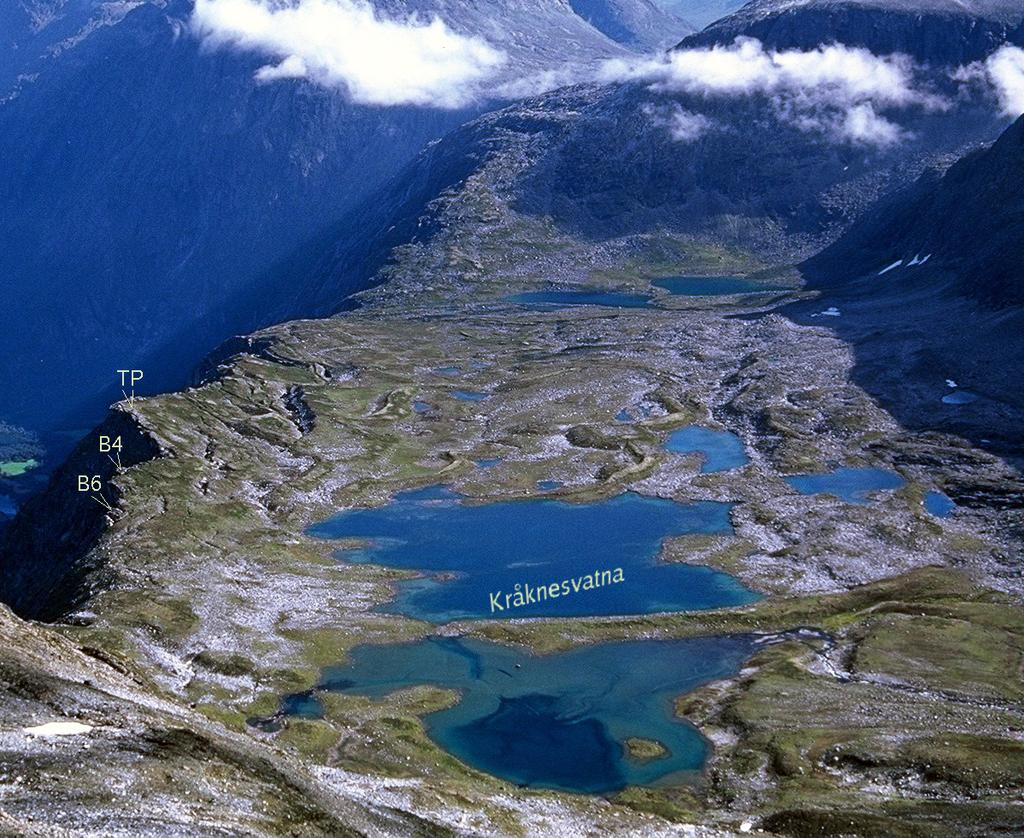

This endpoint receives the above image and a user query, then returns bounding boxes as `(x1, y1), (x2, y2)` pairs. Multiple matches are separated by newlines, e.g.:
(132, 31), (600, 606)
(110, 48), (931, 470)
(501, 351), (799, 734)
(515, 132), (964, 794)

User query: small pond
(942, 390), (979, 405)
(785, 467), (905, 505)
(924, 490), (956, 518)
(665, 426), (749, 473)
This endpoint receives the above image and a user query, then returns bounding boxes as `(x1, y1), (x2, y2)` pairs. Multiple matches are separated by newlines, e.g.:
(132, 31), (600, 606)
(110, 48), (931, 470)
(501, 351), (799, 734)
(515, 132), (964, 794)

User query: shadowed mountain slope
(294, 43), (1012, 314)
(0, 0), (640, 450)
(792, 116), (1024, 462)
(805, 115), (1024, 307)
(682, 0), (1024, 63)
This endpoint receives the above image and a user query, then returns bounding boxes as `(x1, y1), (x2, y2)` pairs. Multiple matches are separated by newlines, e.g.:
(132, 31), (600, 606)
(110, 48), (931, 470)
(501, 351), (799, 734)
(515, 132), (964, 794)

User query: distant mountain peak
(568, 0), (695, 49)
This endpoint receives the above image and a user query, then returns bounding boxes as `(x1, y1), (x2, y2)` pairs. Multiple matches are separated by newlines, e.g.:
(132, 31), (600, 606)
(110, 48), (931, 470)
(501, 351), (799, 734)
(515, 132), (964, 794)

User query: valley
(1, 1), (1023, 835)
(3, 233), (1022, 832)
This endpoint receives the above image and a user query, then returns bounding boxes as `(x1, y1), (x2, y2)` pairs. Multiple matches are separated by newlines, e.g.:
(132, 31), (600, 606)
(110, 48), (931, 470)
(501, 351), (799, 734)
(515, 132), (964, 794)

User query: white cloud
(643, 104), (715, 142)
(668, 108), (714, 142)
(985, 45), (1024, 116)
(496, 66), (587, 100)
(254, 54), (307, 82)
(190, 0), (506, 108)
(840, 102), (904, 145)
(600, 37), (944, 146)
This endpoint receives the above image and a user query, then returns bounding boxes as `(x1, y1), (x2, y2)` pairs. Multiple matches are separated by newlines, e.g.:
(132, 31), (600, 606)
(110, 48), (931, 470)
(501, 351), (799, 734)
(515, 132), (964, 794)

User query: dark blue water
(476, 458), (502, 469)
(508, 290), (655, 310)
(248, 688), (325, 733)
(652, 276), (789, 296)
(413, 400), (432, 414)
(303, 635), (757, 793)
(452, 390), (489, 402)
(665, 426), (749, 473)
(308, 487), (757, 622)
(924, 490), (956, 518)
(536, 480), (563, 491)
(282, 690), (324, 718)
(786, 467), (905, 505)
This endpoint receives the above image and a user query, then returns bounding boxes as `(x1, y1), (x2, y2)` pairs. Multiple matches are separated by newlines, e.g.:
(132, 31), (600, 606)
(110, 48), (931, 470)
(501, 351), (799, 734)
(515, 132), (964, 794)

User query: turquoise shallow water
(308, 487), (758, 622)
(507, 290), (655, 309)
(651, 276), (789, 296)
(666, 426), (749, 473)
(785, 467), (905, 505)
(304, 635), (758, 793)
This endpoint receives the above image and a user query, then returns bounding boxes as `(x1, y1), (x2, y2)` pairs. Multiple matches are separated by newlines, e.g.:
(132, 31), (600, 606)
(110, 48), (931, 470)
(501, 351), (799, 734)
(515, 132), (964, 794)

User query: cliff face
(0, 409), (163, 621)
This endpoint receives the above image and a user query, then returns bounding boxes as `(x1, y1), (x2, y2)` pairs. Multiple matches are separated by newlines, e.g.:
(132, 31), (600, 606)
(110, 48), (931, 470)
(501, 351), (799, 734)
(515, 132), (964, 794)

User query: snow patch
(23, 721), (93, 737)
(878, 259), (903, 275)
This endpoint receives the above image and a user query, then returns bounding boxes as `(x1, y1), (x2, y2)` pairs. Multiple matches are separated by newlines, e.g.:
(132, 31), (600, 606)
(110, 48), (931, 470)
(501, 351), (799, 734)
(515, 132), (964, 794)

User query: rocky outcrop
(0, 601), (439, 836)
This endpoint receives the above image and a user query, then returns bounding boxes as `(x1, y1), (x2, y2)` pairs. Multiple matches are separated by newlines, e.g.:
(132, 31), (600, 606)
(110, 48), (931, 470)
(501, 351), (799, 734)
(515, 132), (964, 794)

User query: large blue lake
(651, 276), (790, 296)
(292, 634), (757, 793)
(308, 487), (758, 622)
(507, 290), (655, 309)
